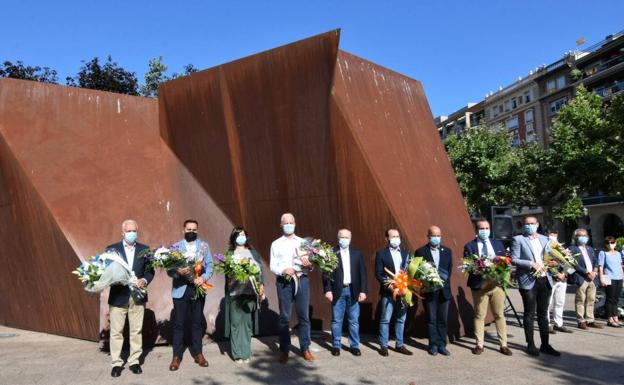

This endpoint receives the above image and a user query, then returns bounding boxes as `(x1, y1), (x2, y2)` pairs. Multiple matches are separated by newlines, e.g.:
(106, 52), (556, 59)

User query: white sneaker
(235, 359), (244, 364)
(243, 358), (250, 364)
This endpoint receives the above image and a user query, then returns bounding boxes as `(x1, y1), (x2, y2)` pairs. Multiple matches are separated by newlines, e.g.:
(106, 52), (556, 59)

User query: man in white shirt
(545, 229), (573, 334)
(270, 213), (314, 363)
(568, 228), (602, 329)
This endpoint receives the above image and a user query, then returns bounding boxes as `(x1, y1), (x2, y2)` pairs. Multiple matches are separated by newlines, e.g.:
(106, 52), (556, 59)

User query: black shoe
(553, 325), (573, 333)
(540, 344), (561, 357)
(129, 364), (142, 374)
(350, 348), (361, 356)
(526, 345), (540, 356)
(428, 345), (438, 356)
(395, 346), (413, 355)
(438, 346), (451, 356)
(111, 366), (122, 377)
(379, 347), (388, 357)
(331, 347), (340, 356)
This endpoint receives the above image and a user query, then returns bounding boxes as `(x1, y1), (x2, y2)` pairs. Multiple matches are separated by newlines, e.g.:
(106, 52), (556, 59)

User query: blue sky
(2, 0), (623, 116)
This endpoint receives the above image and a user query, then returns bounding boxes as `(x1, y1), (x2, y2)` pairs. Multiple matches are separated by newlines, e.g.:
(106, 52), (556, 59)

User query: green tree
(604, 92), (624, 195)
(66, 56), (139, 95)
(140, 58), (198, 97)
(0, 60), (58, 83)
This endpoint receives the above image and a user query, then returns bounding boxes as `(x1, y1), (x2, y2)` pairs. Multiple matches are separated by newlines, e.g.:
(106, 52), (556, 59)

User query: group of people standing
(103, 213), (623, 378)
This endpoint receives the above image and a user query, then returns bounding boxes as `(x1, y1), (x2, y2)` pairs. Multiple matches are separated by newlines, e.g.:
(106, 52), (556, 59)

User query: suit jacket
(416, 244), (453, 300)
(463, 238), (507, 290)
(375, 246), (409, 295)
(168, 239), (214, 299)
(567, 245), (597, 286)
(323, 246), (368, 303)
(106, 241), (154, 306)
(510, 234), (552, 290)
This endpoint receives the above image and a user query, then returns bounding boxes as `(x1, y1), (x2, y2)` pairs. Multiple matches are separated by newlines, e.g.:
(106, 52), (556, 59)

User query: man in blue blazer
(416, 225), (453, 356)
(167, 219), (214, 371)
(568, 228), (602, 330)
(323, 229), (368, 357)
(375, 228), (412, 356)
(463, 218), (512, 356)
(106, 219), (154, 378)
(511, 216), (560, 356)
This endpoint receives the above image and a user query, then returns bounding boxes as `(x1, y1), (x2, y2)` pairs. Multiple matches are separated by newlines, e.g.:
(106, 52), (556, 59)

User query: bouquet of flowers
(408, 256), (445, 293)
(298, 238), (339, 275)
(72, 250), (146, 300)
(383, 256), (444, 307)
(459, 254), (514, 290)
(536, 240), (580, 277)
(214, 251), (264, 299)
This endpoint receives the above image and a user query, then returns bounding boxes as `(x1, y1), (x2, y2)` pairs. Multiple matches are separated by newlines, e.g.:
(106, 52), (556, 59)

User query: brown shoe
(279, 352), (289, 364)
(499, 346), (513, 356)
(193, 353), (209, 367)
(169, 356), (181, 371)
(578, 322), (588, 330)
(471, 346), (484, 355)
(587, 322), (603, 329)
(302, 350), (315, 362)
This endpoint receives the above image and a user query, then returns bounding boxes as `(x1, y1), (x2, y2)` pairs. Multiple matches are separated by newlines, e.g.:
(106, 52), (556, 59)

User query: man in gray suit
(511, 216), (560, 357)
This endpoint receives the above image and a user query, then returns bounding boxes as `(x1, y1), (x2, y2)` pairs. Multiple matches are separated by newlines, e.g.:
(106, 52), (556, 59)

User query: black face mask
(184, 232), (197, 242)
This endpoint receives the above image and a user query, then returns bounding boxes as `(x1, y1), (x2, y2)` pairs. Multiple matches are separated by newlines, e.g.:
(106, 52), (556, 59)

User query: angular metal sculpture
(0, 30), (474, 341)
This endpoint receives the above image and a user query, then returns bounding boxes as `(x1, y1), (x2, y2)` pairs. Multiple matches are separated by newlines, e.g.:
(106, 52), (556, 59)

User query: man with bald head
(270, 213), (314, 363)
(415, 225), (453, 356)
(323, 229), (368, 357)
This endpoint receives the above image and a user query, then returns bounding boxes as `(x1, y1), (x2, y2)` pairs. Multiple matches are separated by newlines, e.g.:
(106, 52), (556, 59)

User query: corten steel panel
(331, 51), (476, 337)
(0, 78), (235, 341)
(159, 30), (475, 337)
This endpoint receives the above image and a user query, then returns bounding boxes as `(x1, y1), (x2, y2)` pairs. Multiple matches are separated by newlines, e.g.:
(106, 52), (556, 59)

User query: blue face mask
(124, 231), (137, 244)
(524, 224), (537, 235)
(389, 238), (401, 248)
(430, 236), (441, 247)
(282, 224), (295, 235)
(478, 229), (490, 240)
(236, 235), (247, 246)
(577, 236), (589, 245)
(339, 238), (351, 249)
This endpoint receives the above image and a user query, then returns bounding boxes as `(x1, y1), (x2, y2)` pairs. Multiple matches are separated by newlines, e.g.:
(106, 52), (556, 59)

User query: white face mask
(549, 235), (558, 242)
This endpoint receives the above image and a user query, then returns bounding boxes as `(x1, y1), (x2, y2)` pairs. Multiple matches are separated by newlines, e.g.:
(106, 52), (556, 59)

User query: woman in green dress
(224, 226), (265, 363)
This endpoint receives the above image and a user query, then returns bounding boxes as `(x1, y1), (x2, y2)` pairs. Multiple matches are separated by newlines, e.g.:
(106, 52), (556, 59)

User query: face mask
(124, 231), (137, 244)
(524, 224), (537, 235)
(607, 243), (616, 250)
(389, 238), (401, 248)
(339, 238), (351, 249)
(283, 224), (295, 235)
(236, 235), (247, 246)
(549, 235), (558, 242)
(429, 236), (441, 247)
(478, 229), (490, 240)
(184, 232), (197, 242)
(577, 236), (588, 245)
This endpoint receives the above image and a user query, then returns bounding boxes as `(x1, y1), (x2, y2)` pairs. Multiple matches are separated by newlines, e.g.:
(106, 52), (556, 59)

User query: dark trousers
(425, 289), (450, 348)
(519, 277), (551, 347)
(172, 285), (206, 358)
(605, 279), (623, 317)
(276, 275), (311, 353)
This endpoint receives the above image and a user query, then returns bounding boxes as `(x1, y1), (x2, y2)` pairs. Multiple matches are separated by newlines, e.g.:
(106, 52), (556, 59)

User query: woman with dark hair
(224, 226), (265, 362)
(598, 236), (623, 327)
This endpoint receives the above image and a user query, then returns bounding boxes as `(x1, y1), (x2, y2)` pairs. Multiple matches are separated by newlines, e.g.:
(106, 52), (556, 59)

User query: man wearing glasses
(511, 216), (561, 356)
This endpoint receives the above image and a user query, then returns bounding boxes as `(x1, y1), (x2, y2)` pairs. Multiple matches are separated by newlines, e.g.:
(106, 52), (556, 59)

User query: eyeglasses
(607, 242), (616, 245)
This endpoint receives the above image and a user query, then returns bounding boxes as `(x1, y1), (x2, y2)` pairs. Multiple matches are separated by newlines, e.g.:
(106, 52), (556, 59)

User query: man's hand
(194, 276), (205, 286)
(136, 278), (146, 288)
(324, 291), (333, 302)
(556, 273), (566, 282)
(546, 260), (559, 268)
(358, 293), (367, 302)
(531, 262), (544, 272)
(587, 271), (597, 280)
(600, 278), (607, 287)
(283, 268), (296, 277)
(177, 267), (190, 276)
(300, 256), (312, 268)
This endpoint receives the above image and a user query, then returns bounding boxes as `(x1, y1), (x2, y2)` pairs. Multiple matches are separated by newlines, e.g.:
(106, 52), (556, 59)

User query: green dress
(224, 248), (264, 360)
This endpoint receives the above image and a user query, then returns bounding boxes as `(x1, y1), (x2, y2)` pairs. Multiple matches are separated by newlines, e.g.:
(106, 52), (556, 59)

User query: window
(512, 98), (517, 109)
(550, 97), (567, 115)
(525, 109), (534, 123)
(491, 106), (499, 118)
(556, 75), (566, 89)
(499, 105), (503, 114)
(509, 130), (520, 147)
(494, 121), (504, 132)
(547, 80), (556, 92)
(518, 95), (523, 105)
(524, 91), (531, 103)
(506, 116), (519, 130)
(504, 100), (511, 111)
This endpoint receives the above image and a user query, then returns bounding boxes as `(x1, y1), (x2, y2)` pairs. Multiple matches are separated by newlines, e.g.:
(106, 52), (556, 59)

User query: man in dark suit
(323, 229), (368, 357)
(463, 218), (512, 356)
(416, 225), (453, 356)
(375, 228), (412, 356)
(106, 219), (154, 377)
(568, 228), (602, 330)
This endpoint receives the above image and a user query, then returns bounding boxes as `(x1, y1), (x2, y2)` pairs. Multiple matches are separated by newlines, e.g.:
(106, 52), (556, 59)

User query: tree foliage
(0, 60), (58, 83)
(66, 56), (139, 95)
(140, 57), (198, 97)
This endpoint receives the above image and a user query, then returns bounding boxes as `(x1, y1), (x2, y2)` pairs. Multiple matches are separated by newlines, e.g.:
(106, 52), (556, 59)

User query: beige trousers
(575, 280), (596, 323)
(110, 298), (144, 367)
(473, 285), (508, 347)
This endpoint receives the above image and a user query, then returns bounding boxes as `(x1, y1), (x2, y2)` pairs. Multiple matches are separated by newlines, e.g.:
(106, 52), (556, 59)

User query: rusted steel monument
(0, 30), (475, 343)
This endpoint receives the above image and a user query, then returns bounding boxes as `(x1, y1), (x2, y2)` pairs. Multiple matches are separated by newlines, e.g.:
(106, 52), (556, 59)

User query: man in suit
(464, 218), (512, 356)
(323, 229), (368, 357)
(168, 219), (214, 371)
(511, 216), (560, 356)
(416, 225), (453, 356)
(107, 219), (154, 377)
(568, 228), (603, 330)
(375, 228), (412, 356)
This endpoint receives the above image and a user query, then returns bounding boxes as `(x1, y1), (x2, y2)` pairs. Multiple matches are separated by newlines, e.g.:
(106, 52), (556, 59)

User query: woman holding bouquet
(598, 236), (623, 327)
(224, 226), (265, 363)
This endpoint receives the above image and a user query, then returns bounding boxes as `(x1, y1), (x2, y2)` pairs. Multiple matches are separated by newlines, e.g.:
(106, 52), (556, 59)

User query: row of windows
(490, 90), (534, 118)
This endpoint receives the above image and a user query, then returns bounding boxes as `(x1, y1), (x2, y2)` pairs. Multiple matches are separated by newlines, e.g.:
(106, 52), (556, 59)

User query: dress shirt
(340, 247), (351, 285)
(431, 247), (440, 268)
(123, 240), (136, 269)
(579, 246), (593, 271)
(478, 239), (495, 257)
(270, 235), (303, 276)
(390, 246), (402, 273)
(529, 237), (545, 277)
